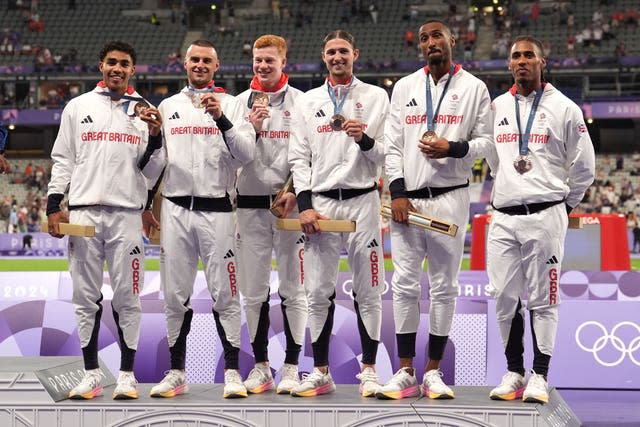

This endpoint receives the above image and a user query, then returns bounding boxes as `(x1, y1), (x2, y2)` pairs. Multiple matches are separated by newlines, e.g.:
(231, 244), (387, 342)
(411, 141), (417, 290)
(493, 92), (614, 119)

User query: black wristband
(46, 193), (64, 215)
(214, 114), (233, 132)
(355, 133), (375, 151)
(296, 190), (313, 212)
(147, 133), (163, 150)
(447, 140), (470, 158)
(389, 178), (407, 200)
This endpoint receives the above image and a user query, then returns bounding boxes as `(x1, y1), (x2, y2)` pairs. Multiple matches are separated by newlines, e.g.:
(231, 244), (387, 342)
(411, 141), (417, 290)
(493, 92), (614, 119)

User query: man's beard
(427, 54), (444, 66)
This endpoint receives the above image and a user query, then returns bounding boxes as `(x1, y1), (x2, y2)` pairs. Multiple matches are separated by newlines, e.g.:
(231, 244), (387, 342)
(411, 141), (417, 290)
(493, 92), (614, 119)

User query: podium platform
(0, 357), (580, 427)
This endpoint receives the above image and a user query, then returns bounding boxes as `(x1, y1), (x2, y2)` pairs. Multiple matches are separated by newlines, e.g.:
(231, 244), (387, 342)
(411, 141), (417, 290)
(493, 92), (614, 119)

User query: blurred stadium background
(1, 4), (639, 425)
(1, 0), (639, 264)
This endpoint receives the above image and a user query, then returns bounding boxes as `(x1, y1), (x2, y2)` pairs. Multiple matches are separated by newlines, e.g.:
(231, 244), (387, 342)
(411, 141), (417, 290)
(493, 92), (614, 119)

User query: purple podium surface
(0, 269), (638, 389)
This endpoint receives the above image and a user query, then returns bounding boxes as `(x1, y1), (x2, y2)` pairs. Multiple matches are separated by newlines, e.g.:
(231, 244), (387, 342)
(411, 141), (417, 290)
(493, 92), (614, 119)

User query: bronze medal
(252, 92), (270, 107)
(422, 130), (437, 142)
(190, 92), (204, 109)
(513, 155), (532, 174)
(330, 114), (346, 131)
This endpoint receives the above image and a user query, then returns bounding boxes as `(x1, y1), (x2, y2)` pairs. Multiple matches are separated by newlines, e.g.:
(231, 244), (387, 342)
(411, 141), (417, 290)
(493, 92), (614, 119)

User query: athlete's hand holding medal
(136, 103), (163, 137)
(249, 92), (270, 132)
(200, 92), (223, 119)
(418, 130), (449, 159)
(341, 118), (365, 142)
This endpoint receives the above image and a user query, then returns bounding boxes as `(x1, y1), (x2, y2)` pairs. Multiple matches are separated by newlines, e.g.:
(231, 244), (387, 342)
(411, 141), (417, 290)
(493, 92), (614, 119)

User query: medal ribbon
(425, 64), (455, 132)
(96, 86), (143, 115)
(97, 91), (143, 102)
(514, 85), (544, 156)
(327, 77), (354, 117)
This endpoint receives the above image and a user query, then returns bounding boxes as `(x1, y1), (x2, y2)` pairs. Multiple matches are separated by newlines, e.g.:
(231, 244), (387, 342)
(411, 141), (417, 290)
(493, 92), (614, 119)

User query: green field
(1, 257), (637, 272)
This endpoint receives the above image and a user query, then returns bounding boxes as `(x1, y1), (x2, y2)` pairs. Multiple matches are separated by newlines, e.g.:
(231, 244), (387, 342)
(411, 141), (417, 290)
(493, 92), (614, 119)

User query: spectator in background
(0, 202), (9, 232)
(592, 25), (603, 47)
(409, 5), (418, 21)
(615, 42), (627, 60)
(566, 34), (575, 56)
(242, 39), (251, 56)
(530, 2), (539, 22)
(150, 13), (160, 25)
(464, 40), (473, 61)
(593, 9), (603, 25)
(271, 0), (280, 21)
(581, 27), (592, 48)
(8, 204), (18, 233)
(602, 21), (614, 40)
(404, 28), (415, 55)
(27, 13), (45, 32)
(472, 158), (484, 183)
(369, 1), (378, 24)
(0, 120), (8, 174)
(26, 205), (40, 232)
(24, 162), (32, 180)
(633, 220), (640, 253)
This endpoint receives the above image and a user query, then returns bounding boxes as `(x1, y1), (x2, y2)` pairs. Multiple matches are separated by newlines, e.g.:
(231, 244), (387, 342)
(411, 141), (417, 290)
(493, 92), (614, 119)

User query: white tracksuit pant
(390, 188), (469, 349)
(236, 207), (307, 363)
(305, 191), (384, 365)
(69, 206), (143, 365)
(486, 203), (567, 363)
(160, 200), (241, 368)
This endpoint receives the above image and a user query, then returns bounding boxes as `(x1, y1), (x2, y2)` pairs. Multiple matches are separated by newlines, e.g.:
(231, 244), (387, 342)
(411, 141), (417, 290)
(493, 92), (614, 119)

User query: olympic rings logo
(341, 279), (390, 300)
(575, 321), (640, 367)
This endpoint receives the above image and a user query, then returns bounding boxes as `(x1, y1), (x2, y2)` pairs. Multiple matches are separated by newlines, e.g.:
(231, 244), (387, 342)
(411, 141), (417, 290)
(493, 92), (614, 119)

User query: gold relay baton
(41, 222), (96, 237)
(380, 204), (458, 237)
(269, 173), (294, 218)
(276, 218), (356, 232)
(568, 216), (584, 229)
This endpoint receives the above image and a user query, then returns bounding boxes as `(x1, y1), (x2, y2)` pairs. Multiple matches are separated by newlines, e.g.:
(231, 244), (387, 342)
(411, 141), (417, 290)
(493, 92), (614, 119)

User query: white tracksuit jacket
(384, 65), (492, 348)
(487, 83), (595, 359)
(235, 81), (308, 360)
(288, 76), (388, 363)
(47, 84), (164, 355)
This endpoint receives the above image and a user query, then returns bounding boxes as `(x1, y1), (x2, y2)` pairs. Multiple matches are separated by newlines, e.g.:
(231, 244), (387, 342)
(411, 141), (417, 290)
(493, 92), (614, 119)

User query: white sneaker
(113, 370), (138, 400)
(356, 367), (381, 397)
(290, 368), (336, 397)
(224, 369), (248, 398)
(489, 371), (526, 401)
(68, 369), (103, 400)
(244, 364), (274, 394)
(150, 369), (189, 398)
(523, 371), (549, 404)
(276, 363), (299, 394)
(422, 369), (454, 399)
(375, 367), (420, 400)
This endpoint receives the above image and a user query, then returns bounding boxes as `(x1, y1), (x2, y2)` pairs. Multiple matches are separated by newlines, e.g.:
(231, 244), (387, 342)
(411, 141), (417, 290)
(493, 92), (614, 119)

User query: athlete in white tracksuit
(382, 20), (492, 398)
(487, 37), (594, 401)
(46, 41), (164, 396)
(153, 42), (254, 387)
(235, 35), (307, 388)
(288, 31), (388, 397)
